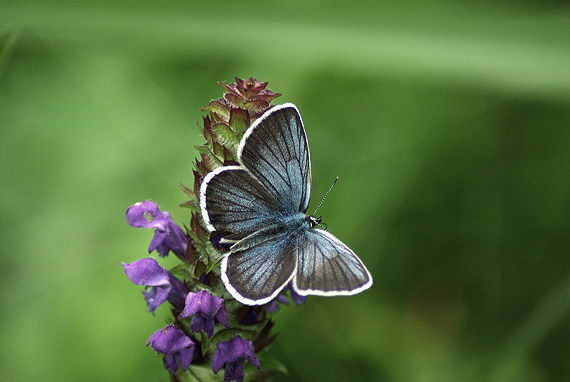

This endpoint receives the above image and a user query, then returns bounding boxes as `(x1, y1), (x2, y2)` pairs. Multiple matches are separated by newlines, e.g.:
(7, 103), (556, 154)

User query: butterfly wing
(200, 166), (290, 237)
(238, 103), (311, 214)
(200, 166), (281, 236)
(221, 233), (296, 305)
(293, 228), (373, 296)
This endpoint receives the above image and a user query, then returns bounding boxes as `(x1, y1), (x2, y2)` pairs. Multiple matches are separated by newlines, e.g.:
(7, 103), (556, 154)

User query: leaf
(193, 145), (223, 167)
(206, 256), (222, 274)
(182, 364), (225, 382)
(201, 100), (230, 120)
(179, 199), (199, 211)
(179, 183), (196, 199)
(228, 107), (250, 134)
(212, 123), (240, 151)
(210, 328), (254, 344)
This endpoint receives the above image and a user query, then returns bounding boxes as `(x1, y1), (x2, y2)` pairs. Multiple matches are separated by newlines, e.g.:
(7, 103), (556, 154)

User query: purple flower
(122, 258), (187, 313)
(180, 290), (229, 337)
(212, 335), (260, 382)
(290, 285), (306, 305)
(264, 283), (306, 313)
(126, 201), (188, 258)
(147, 325), (195, 375)
(264, 295), (288, 313)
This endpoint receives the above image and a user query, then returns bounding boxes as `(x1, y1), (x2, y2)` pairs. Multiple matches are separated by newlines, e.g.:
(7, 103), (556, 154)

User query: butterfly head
(308, 215), (323, 228)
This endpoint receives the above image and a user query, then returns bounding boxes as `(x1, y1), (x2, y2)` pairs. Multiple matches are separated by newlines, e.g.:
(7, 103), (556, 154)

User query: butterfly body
(229, 213), (309, 253)
(200, 103), (372, 305)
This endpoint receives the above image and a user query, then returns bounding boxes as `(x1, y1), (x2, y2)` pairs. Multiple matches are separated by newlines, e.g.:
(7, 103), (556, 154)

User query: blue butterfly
(200, 103), (372, 305)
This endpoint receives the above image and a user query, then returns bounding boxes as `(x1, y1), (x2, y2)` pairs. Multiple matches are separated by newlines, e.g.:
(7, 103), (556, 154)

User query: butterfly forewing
(238, 104), (311, 214)
(200, 167), (279, 234)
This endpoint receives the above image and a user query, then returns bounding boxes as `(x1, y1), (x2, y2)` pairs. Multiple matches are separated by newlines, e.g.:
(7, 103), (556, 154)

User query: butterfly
(200, 103), (372, 305)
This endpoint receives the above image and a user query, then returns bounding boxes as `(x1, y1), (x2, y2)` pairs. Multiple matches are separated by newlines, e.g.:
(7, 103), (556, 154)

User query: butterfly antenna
(313, 177), (339, 216)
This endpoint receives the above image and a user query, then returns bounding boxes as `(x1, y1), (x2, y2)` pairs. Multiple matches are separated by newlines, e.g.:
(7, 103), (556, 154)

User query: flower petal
(147, 325), (194, 354)
(181, 291), (200, 318)
(211, 342), (227, 373)
(215, 306), (229, 327)
(162, 353), (180, 375)
(190, 314), (215, 338)
(123, 258), (187, 311)
(148, 230), (168, 254)
(143, 285), (170, 313)
(243, 340), (260, 367)
(224, 360), (245, 382)
(197, 290), (218, 316)
(122, 258), (170, 287)
(179, 347), (195, 371)
(126, 201), (170, 230)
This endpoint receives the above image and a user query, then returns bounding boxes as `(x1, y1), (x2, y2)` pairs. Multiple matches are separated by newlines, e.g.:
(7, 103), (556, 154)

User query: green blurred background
(1, 0), (569, 381)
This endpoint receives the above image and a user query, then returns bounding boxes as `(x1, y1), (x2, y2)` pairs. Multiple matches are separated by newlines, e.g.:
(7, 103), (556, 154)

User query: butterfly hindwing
(221, 232), (297, 305)
(293, 228), (373, 296)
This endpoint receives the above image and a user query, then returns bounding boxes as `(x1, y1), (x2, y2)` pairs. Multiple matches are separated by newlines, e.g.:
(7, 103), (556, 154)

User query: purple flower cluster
(123, 201), (261, 380)
(145, 325), (259, 380)
(122, 79), (316, 381)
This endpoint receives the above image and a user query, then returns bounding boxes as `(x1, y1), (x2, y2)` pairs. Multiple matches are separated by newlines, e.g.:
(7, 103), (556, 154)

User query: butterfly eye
(309, 216), (323, 228)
